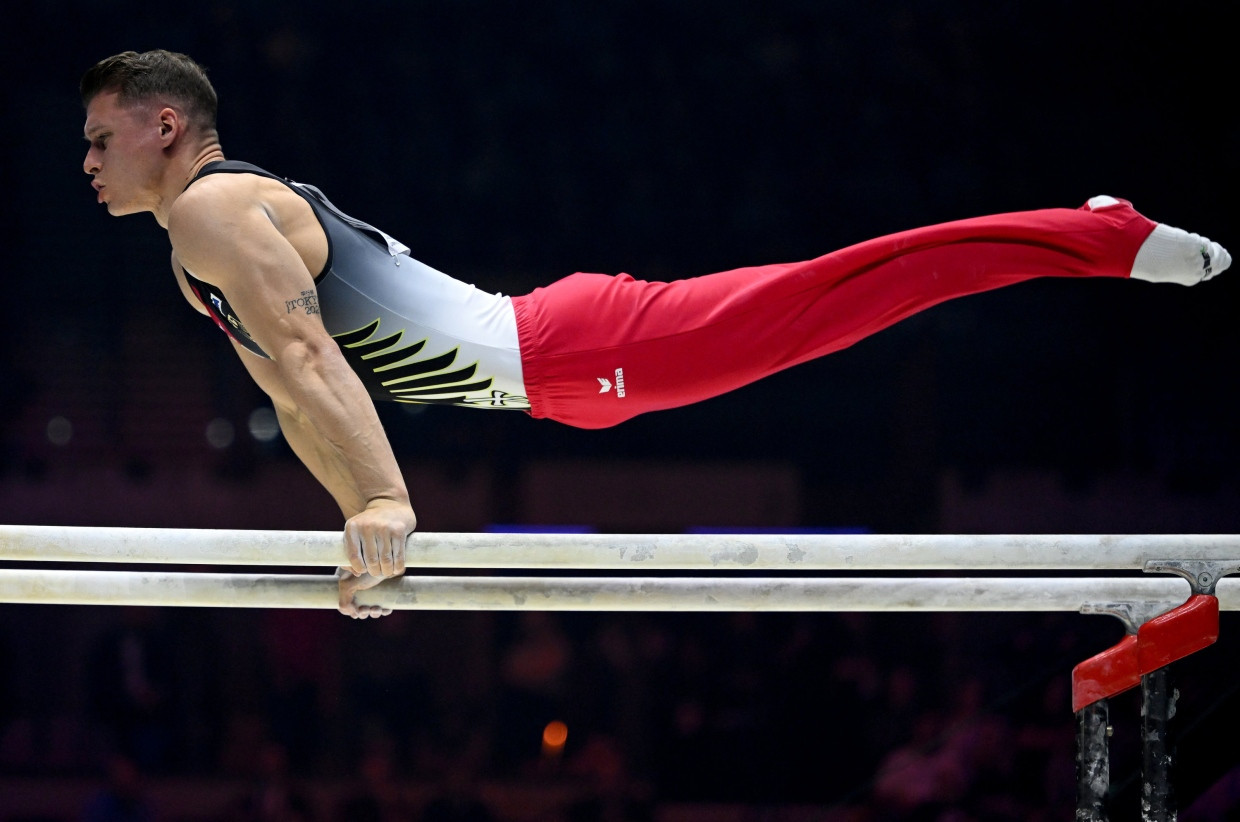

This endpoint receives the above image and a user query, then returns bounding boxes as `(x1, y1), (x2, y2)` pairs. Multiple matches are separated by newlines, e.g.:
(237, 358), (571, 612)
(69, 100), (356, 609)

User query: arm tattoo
(285, 290), (320, 315)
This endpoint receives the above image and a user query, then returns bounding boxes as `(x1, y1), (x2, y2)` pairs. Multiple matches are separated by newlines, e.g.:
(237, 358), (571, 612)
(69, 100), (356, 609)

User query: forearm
(274, 402), (373, 518)
(273, 341), (409, 518)
(273, 383), (412, 618)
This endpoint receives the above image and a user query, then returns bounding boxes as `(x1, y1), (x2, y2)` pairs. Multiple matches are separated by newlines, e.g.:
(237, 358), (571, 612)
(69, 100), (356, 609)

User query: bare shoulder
(167, 173), (263, 253)
(171, 172), (308, 225)
(170, 171), (281, 229)
(168, 171), (325, 285)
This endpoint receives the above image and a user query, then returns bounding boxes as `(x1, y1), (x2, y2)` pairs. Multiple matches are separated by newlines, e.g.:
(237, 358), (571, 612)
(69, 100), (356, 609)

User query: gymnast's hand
(336, 567), (393, 619)
(336, 499), (417, 618)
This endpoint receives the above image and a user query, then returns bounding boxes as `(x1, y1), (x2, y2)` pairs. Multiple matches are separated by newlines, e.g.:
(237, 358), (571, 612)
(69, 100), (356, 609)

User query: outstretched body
(80, 51), (1231, 616)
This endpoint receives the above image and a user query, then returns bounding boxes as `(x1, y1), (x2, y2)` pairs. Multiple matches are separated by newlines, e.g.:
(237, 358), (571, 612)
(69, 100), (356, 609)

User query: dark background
(0, 2), (1237, 820)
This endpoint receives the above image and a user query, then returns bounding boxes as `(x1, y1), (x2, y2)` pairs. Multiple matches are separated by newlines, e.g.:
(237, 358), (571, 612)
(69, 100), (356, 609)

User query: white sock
(1087, 195), (1122, 210)
(1130, 223), (1231, 286)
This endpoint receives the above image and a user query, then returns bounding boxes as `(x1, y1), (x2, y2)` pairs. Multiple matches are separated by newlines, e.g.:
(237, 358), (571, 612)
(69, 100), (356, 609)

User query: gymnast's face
(83, 91), (170, 217)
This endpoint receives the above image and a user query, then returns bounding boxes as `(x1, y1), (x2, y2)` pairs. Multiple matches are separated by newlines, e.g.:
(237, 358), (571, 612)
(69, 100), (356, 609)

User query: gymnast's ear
(156, 106), (183, 145)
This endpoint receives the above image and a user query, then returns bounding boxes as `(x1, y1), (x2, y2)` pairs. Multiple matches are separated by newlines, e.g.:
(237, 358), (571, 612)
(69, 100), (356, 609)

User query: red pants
(512, 198), (1156, 429)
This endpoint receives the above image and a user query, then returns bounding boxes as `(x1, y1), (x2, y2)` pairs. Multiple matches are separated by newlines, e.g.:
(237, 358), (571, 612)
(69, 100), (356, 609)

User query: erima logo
(1202, 247), (1213, 277)
(597, 368), (626, 397)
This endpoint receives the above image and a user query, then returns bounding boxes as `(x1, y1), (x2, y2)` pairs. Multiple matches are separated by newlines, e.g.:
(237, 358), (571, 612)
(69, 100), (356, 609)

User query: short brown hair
(81, 50), (218, 131)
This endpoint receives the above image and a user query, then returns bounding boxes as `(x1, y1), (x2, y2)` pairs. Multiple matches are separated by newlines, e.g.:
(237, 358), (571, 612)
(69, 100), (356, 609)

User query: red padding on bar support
(1073, 634), (1139, 713)
(1072, 594), (1220, 712)
(1137, 593), (1219, 672)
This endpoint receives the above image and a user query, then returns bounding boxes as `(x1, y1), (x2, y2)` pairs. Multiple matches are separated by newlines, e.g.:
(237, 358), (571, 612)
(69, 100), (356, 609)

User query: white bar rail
(4, 526), (1239, 570)
(3, 569), (1239, 612)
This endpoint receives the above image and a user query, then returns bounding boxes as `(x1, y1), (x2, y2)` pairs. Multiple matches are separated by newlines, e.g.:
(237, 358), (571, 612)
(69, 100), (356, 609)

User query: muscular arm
(168, 175), (412, 615)
(232, 341), (387, 521)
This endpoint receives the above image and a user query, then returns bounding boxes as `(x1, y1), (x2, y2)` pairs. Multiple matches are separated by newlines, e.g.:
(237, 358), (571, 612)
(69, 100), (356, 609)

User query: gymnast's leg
(515, 196), (1230, 428)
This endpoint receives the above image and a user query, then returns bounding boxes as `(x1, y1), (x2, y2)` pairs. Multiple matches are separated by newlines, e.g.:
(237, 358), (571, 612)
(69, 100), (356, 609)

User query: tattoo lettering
(285, 291), (320, 315)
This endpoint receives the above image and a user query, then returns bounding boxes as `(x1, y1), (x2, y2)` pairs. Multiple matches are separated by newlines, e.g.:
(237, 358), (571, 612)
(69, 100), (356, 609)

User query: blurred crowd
(11, 601), (1231, 821)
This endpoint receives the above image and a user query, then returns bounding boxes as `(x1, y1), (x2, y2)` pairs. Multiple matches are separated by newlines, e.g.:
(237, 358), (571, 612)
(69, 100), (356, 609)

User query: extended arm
(169, 176), (414, 616)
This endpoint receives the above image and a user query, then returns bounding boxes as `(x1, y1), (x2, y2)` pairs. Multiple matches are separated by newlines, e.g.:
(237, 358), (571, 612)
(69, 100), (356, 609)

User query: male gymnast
(80, 50), (1231, 617)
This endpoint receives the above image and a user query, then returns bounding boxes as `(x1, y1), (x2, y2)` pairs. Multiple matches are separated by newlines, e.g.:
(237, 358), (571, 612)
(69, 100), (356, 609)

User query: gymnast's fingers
(335, 568), (393, 619)
(343, 521), (366, 575)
